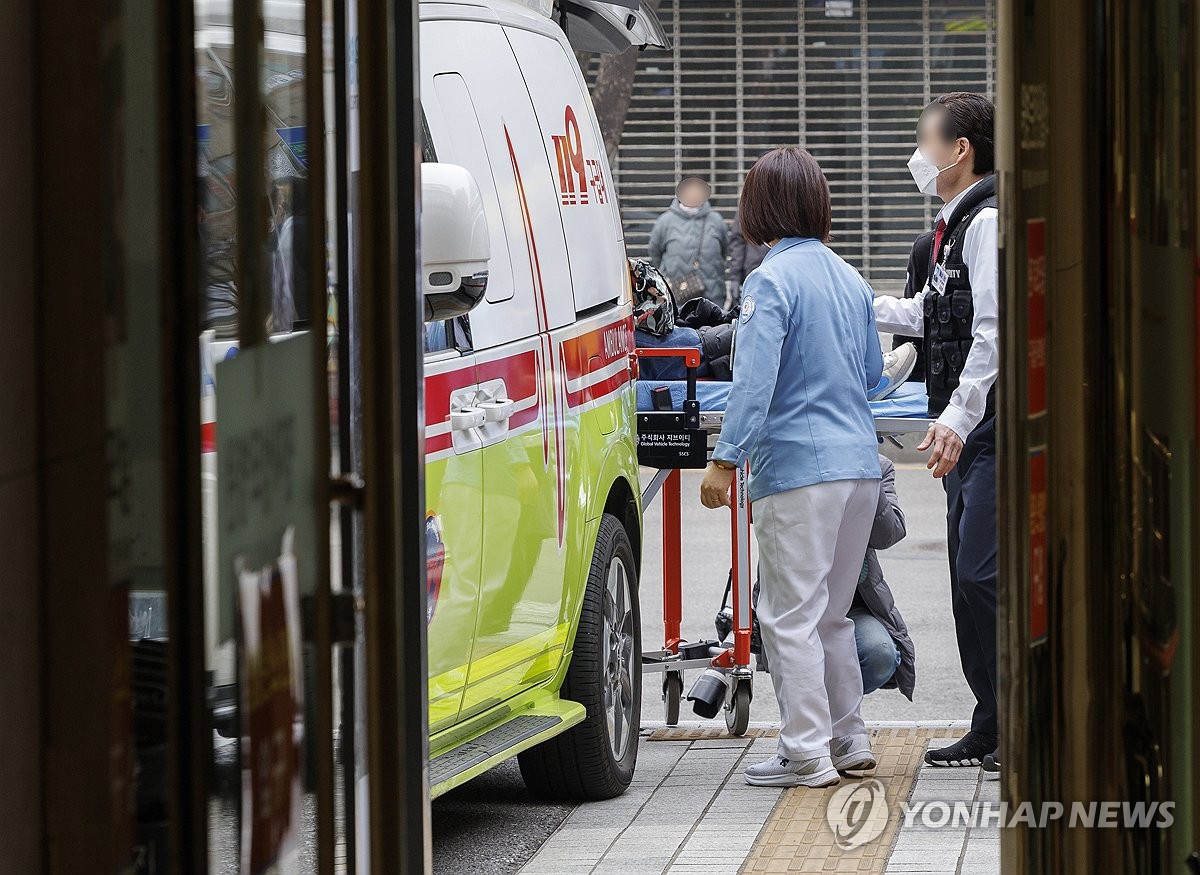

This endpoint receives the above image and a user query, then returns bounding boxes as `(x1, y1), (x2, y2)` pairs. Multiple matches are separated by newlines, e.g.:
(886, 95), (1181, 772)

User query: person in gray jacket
(753, 453), (915, 699)
(648, 175), (729, 306)
(852, 454), (916, 699)
(727, 209), (770, 305)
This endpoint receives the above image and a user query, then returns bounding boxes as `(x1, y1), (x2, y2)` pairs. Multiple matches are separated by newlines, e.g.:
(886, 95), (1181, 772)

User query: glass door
(194, 0), (351, 869)
(191, 0), (429, 870)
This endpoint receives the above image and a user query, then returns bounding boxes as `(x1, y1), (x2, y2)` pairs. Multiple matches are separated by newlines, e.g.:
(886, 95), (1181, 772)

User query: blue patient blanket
(634, 327), (708, 380)
(636, 379), (929, 419)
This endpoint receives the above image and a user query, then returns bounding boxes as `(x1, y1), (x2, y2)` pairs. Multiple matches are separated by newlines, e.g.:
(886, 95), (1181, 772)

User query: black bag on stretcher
(634, 296), (738, 382)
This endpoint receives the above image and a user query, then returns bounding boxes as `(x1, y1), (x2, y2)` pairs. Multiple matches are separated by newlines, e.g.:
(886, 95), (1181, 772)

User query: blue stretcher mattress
(635, 379), (929, 419)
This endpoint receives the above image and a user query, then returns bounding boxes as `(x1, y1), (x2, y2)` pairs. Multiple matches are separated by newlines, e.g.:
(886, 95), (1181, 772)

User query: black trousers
(943, 415), (999, 736)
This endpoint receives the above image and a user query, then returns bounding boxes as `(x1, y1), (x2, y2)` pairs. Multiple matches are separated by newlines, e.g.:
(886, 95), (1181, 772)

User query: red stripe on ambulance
(565, 369), (630, 409)
(476, 349), (538, 402)
(561, 316), (635, 408)
(424, 366), (475, 428)
(425, 432), (454, 456)
(561, 316), (635, 381)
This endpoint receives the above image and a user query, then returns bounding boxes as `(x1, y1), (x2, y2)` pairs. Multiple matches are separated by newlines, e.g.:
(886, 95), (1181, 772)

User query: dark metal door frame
(355, 0), (432, 870)
(158, 0), (430, 868)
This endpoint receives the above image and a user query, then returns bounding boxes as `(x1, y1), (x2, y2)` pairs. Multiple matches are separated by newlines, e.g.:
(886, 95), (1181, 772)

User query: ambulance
(198, 0), (669, 802)
(416, 0), (667, 800)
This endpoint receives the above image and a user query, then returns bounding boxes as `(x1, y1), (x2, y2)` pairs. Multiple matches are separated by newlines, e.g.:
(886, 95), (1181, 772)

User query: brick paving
(883, 747), (1001, 875)
(518, 724), (1000, 875)
(745, 726), (958, 874)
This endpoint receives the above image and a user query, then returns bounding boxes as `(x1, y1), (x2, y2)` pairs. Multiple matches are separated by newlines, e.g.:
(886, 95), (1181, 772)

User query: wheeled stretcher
(634, 348), (933, 735)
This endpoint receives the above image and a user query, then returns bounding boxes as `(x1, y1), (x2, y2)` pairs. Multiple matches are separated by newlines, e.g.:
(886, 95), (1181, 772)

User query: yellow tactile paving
(741, 726), (959, 874)
(648, 725), (777, 741)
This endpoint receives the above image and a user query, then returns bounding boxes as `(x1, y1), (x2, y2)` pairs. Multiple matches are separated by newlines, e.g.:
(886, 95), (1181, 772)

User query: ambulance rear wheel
(519, 514), (641, 801)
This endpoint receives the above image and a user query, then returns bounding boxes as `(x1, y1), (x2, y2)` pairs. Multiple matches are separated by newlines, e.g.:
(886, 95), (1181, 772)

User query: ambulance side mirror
(421, 162), (490, 322)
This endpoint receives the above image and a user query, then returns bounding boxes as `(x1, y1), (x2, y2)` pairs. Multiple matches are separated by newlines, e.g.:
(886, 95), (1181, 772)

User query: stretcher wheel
(663, 672), (683, 726)
(725, 679), (751, 737)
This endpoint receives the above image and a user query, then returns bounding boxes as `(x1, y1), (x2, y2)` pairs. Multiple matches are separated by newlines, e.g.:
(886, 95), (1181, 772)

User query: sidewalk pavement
(518, 723), (1000, 875)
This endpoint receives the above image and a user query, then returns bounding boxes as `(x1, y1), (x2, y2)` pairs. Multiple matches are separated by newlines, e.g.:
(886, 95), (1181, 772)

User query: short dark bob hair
(737, 147), (832, 247)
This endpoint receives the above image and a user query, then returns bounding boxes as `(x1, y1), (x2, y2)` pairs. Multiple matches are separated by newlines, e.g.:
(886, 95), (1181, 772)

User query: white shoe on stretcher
(868, 342), (919, 402)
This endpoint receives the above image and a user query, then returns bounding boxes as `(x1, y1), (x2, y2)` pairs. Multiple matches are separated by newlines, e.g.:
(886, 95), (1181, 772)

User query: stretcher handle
(634, 347), (700, 402)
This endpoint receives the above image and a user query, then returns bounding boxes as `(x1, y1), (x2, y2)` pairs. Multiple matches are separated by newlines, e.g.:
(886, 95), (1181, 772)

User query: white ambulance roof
(419, 1), (549, 31)
(419, 0), (668, 53)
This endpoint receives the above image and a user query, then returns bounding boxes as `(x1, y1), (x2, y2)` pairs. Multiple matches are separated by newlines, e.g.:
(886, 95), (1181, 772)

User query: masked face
(677, 180), (710, 209)
(907, 146), (961, 197)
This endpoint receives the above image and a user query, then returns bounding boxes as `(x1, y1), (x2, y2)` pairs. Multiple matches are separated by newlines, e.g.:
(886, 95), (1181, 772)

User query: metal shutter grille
(605, 0), (995, 294)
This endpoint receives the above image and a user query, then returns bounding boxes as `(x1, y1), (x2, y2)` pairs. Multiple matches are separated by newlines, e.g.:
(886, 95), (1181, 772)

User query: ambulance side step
(429, 701), (586, 797)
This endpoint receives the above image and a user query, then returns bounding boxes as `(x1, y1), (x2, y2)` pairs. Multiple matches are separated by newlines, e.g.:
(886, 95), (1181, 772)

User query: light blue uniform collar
(762, 236), (820, 263)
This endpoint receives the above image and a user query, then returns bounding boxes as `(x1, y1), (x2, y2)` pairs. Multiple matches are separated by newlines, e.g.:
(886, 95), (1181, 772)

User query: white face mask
(907, 146), (961, 197)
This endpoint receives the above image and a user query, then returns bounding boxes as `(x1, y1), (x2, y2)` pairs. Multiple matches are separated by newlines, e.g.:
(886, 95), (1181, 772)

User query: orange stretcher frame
(635, 347), (755, 733)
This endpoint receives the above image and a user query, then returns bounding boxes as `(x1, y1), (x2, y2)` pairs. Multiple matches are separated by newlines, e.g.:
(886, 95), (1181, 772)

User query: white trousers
(754, 477), (879, 760)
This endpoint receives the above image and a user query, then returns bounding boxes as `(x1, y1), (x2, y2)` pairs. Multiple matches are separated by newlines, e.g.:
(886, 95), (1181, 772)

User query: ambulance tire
(519, 514), (641, 801)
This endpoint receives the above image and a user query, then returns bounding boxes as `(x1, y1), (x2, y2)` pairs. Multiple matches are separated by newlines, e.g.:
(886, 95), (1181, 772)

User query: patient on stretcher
(632, 254), (919, 399)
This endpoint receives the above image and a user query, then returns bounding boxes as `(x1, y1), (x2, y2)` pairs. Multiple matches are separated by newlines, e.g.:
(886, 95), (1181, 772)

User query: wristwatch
(711, 459), (736, 470)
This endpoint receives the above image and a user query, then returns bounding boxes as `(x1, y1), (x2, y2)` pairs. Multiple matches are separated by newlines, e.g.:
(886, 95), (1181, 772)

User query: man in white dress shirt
(874, 93), (1000, 775)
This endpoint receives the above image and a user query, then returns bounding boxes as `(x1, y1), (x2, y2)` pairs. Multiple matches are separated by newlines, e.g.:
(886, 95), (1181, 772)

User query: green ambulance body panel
(424, 310), (642, 770)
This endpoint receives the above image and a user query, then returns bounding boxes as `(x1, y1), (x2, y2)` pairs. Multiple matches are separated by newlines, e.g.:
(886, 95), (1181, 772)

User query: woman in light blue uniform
(700, 147), (883, 788)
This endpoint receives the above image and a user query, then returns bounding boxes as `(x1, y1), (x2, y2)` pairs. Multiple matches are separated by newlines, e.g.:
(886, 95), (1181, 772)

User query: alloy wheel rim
(602, 556), (635, 761)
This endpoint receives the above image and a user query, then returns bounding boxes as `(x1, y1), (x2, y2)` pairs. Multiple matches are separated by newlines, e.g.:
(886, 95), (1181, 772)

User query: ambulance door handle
(479, 398), (514, 424)
(450, 407), (486, 432)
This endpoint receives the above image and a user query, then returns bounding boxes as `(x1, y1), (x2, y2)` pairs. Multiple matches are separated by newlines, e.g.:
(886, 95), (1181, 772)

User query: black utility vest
(922, 175), (997, 419)
(892, 229), (935, 382)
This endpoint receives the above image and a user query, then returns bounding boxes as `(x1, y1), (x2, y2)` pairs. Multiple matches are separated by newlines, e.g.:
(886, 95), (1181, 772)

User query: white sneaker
(869, 342), (918, 401)
(744, 755), (840, 788)
(831, 733), (876, 772)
